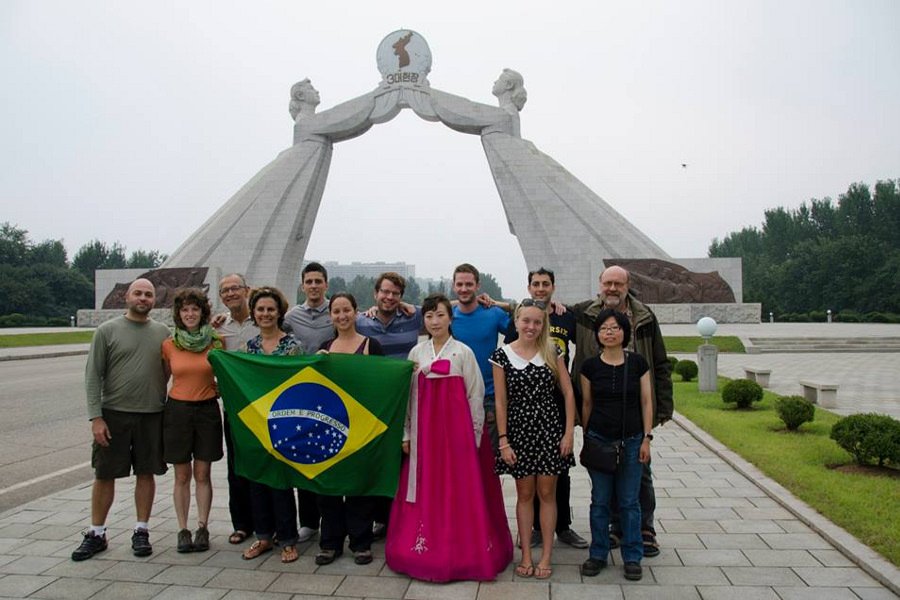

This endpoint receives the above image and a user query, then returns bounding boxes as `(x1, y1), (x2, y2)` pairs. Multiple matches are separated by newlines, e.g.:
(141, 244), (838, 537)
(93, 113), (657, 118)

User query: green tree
(127, 249), (167, 268)
(72, 240), (127, 280)
(479, 272), (504, 300)
(0, 223), (29, 266)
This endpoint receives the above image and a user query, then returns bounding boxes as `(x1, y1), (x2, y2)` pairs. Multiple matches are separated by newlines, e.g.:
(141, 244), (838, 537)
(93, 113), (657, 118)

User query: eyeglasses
(598, 326), (622, 333)
(520, 298), (547, 310)
(377, 288), (402, 297)
(219, 285), (247, 295)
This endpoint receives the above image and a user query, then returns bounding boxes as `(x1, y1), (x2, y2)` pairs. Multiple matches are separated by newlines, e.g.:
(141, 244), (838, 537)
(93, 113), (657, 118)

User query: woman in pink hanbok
(385, 293), (512, 581)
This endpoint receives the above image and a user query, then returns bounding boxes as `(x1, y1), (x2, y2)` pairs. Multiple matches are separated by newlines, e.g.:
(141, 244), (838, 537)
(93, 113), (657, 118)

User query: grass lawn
(0, 331), (94, 348)
(664, 335), (745, 353)
(675, 378), (900, 566)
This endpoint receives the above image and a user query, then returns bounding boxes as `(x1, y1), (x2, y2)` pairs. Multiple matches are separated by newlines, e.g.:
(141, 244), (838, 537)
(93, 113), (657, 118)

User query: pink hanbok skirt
(385, 375), (512, 581)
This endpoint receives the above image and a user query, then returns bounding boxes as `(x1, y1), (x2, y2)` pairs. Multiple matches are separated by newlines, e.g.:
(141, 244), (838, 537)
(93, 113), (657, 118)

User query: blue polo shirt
(356, 307), (423, 359)
(452, 305), (510, 396)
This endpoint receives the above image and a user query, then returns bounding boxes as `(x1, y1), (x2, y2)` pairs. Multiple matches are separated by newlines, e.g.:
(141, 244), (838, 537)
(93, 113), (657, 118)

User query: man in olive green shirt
(72, 278), (171, 561)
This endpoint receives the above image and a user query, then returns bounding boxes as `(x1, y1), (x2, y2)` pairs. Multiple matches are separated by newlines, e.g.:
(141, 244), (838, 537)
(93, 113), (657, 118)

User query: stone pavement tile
(335, 574), (410, 598)
(89, 580), (168, 600)
(219, 591), (294, 600)
(658, 533), (704, 548)
(734, 507), (795, 520)
(721, 567), (804, 586)
(676, 550), (750, 567)
(696, 586), (779, 599)
(717, 520), (784, 534)
(0, 522), (43, 537)
(405, 579), (478, 599)
(94, 560), (168, 582)
(640, 548), (685, 566)
(792, 566), (883, 587)
(549, 582), (623, 599)
(16, 539), (71, 557)
(31, 524), (82, 541)
(151, 584), (228, 599)
(33, 511), (85, 527)
(205, 568), (280, 591)
(0, 555), (64, 575)
(656, 497), (702, 508)
(28, 575), (110, 599)
(622, 585), (700, 599)
(255, 553), (318, 574)
(286, 596), (355, 600)
(674, 477), (736, 489)
(747, 497), (781, 509)
(760, 533), (833, 550)
(655, 507), (685, 520)
(809, 549), (854, 567)
(741, 549), (821, 567)
(149, 564), (223, 586)
(43, 556), (115, 578)
(0, 556), (14, 569)
(474, 580), (549, 600)
(696, 497), (754, 508)
(0, 574), (56, 597)
(714, 487), (768, 498)
(197, 549), (266, 571)
(650, 566), (729, 585)
(851, 588), (900, 599)
(681, 508), (740, 521)
(0, 540), (20, 555)
(666, 488), (719, 498)
(267, 572), (344, 595)
(659, 520), (724, 534)
(777, 521), (815, 534)
(655, 478), (686, 488)
(771, 588), (859, 600)
(0, 510), (54, 525)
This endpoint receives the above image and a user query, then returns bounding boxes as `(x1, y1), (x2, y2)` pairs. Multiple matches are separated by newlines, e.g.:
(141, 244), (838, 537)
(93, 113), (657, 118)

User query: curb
(673, 412), (900, 595)
(0, 349), (89, 362)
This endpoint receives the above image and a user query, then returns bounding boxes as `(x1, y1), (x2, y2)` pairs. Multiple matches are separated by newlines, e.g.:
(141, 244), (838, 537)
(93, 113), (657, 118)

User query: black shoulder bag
(579, 352), (628, 475)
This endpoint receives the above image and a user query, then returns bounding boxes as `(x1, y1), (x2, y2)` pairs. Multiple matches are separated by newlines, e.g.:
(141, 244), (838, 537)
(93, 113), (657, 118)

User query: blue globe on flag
(268, 383), (350, 464)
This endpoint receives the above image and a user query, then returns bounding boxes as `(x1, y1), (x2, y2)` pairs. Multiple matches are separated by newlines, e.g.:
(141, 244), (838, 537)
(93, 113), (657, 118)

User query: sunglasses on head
(520, 298), (547, 310)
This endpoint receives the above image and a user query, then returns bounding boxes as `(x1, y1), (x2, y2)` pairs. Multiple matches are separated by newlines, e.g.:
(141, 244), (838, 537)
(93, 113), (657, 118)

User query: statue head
(289, 78), (321, 120)
(492, 68), (527, 111)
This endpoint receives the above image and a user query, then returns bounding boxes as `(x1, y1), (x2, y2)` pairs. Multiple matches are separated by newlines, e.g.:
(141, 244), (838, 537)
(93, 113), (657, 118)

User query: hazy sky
(3, 1), (898, 296)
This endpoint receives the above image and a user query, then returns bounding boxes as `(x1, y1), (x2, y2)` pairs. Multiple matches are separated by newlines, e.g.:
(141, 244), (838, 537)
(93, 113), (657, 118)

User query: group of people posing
(72, 261), (673, 584)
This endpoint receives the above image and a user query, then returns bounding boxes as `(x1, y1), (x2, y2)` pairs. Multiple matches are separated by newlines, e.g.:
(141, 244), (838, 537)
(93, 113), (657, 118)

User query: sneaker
(131, 528), (153, 557)
(176, 528), (193, 553)
(315, 548), (342, 565)
(194, 526), (210, 552)
(580, 557), (607, 577)
(641, 531), (660, 557)
(297, 526), (318, 543)
(353, 549), (373, 565)
(558, 528), (589, 549)
(372, 522), (387, 541)
(71, 530), (108, 561)
(624, 561), (643, 581)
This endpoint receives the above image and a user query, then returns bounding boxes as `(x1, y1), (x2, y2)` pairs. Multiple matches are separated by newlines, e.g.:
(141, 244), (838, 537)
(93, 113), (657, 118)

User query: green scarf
(173, 324), (223, 353)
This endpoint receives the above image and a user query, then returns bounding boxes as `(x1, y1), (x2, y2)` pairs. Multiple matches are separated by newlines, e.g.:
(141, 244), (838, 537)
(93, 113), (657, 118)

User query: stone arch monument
(163, 30), (670, 302)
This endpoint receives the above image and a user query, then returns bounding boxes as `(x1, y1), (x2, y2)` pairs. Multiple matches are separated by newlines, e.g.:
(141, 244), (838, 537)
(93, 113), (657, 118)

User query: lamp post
(827, 309), (832, 324)
(697, 316), (718, 392)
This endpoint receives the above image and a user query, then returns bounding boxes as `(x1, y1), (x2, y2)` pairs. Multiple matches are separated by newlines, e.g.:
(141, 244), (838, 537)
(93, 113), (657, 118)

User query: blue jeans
(586, 431), (643, 564)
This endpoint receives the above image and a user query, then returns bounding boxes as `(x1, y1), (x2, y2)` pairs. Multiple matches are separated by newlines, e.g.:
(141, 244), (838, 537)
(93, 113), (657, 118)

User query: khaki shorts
(92, 409), (167, 479)
(163, 398), (224, 464)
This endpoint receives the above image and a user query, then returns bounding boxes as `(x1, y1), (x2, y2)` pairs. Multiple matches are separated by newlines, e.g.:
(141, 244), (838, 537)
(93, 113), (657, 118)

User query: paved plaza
(1, 324), (898, 598)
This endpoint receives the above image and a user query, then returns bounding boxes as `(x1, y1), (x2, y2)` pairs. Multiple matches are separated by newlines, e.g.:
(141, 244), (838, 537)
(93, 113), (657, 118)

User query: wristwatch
(643, 433), (653, 441)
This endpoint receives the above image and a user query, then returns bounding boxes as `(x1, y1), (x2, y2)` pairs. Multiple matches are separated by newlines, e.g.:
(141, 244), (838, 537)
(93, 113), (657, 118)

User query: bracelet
(499, 443), (511, 450)
(498, 434), (508, 439)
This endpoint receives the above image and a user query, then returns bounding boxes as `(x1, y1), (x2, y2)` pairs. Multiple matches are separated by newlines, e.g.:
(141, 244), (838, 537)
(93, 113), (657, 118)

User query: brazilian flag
(209, 350), (413, 496)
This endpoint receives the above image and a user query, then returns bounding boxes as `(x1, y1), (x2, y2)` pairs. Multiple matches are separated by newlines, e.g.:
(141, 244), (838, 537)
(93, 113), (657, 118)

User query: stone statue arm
(293, 91), (380, 144)
(428, 88), (517, 136)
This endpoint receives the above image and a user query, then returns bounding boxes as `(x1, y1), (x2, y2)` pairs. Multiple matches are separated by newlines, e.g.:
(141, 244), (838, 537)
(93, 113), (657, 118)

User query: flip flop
(281, 545), (299, 563)
(535, 565), (553, 580)
(515, 563), (534, 578)
(241, 539), (273, 560)
(229, 530), (248, 545)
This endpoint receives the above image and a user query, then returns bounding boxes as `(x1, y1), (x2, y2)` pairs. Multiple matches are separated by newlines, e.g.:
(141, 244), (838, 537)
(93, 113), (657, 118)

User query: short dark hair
(593, 308), (632, 348)
(528, 267), (555, 285)
(453, 263), (479, 283)
(375, 272), (406, 295)
(302, 262), (328, 282)
(329, 292), (358, 311)
(172, 288), (211, 330)
(249, 286), (289, 329)
(421, 293), (453, 338)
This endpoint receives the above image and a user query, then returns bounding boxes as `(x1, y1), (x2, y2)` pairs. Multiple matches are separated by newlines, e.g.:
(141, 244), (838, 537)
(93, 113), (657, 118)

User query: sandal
(229, 530), (248, 545)
(514, 562), (534, 578)
(241, 539), (273, 560)
(535, 565), (553, 580)
(281, 545), (299, 563)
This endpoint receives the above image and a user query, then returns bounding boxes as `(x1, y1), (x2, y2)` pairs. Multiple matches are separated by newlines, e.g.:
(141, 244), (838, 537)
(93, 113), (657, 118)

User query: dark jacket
(571, 293), (673, 426)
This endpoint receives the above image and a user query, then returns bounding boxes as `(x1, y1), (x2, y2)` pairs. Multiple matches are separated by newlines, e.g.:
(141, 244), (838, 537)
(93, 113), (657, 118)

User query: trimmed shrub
(775, 395), (815, 431)
(836, 310), (862, 323)
(674, 359), (698, 382)
(668, 356), (679, 372)
(808, 310), (827, 323)
(830, 413), (900, 467)
(721, 379), (764, 409)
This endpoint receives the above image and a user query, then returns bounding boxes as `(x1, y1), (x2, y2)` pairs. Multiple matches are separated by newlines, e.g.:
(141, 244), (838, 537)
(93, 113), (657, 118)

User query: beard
(602, 293), (623, 309)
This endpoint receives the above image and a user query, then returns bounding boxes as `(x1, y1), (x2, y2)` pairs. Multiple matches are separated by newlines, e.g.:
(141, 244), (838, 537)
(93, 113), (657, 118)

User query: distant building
(304, 260), (416, 283)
